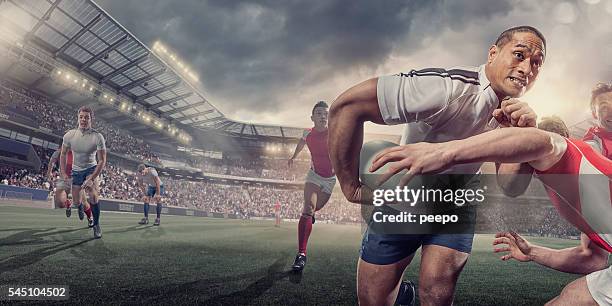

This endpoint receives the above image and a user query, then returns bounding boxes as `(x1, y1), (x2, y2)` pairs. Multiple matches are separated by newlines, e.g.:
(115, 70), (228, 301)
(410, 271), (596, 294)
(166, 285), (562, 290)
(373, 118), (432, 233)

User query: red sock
(298, 215), (313, 254)
(84, 205), (92, 219)
(65, 199), (72, 209)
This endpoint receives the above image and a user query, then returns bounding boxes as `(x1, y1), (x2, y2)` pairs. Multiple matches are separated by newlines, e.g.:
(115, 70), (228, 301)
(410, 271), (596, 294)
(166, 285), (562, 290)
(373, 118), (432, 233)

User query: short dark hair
(312, 101), (328, 115)
(591, 82), (612, 112)
(495, 26), (546, 53)
(77, 106), (94, 120)
(538, 116), (569, 137)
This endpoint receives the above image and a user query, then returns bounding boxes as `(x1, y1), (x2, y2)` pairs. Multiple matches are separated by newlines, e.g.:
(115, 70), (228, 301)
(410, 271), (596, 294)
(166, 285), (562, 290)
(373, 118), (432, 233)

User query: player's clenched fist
(493, 98), (537, 128)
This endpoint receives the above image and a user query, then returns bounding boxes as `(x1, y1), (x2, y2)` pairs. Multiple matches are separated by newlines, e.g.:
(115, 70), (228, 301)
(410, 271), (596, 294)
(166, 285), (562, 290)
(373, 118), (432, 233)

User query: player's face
(78, 111), (92, 129)
(487, 32), (545, 98)
(593, 92), (612, 131)
(311, 107), (328, 128)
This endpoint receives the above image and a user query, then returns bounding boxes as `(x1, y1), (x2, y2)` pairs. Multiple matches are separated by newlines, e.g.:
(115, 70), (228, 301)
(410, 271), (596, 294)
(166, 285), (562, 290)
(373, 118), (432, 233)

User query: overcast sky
(97, 0), (612, 134)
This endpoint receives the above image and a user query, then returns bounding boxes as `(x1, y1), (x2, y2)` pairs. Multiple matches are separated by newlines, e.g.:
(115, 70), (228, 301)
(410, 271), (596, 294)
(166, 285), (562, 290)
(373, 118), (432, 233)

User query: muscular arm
(372, 127), (567, 180)
(495, 163), (534, 198)
(59, 145), (68, 179)
(329, 78), (385, 203)
(446, 127), (565, 170)
(290, 139), (306, 160)
(529, 234), (609, 274)
(90, 149), (106, 180)
(154, 176), (161, 195)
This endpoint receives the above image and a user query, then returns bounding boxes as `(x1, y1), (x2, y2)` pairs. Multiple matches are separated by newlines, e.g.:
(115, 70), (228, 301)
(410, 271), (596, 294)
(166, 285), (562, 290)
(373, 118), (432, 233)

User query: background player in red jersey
(584, 82), (612, 159)
(370, 117), (611, 306)
(46, 145), (92, 225)
(274, 201), (281, 227)
(288, 101), (336, 271)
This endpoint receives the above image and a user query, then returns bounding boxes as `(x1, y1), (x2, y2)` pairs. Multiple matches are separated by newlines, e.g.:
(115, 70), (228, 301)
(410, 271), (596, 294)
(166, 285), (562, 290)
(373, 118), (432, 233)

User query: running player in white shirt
(137, 164), (164, 226)
(329, 26), (545, 305)
(371, 117), (611, 306)
(61, 106), (107, 239)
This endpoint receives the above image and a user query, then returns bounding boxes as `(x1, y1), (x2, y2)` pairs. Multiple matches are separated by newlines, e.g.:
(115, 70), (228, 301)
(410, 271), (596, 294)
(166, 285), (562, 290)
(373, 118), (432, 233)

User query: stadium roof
(0, 0), (304, 142)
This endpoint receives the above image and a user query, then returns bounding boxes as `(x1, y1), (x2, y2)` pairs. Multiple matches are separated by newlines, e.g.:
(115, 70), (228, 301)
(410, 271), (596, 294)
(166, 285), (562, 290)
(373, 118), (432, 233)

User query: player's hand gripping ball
(360, 140), (425, 191)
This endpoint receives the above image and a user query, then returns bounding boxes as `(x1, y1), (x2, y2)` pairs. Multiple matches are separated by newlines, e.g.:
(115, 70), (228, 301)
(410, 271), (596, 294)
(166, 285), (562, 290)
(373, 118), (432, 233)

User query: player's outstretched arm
(494, 232), (609, 274)
(371, 127), (565, 184)
(288, 138), (306, 167)
(329, 78), (385, 203)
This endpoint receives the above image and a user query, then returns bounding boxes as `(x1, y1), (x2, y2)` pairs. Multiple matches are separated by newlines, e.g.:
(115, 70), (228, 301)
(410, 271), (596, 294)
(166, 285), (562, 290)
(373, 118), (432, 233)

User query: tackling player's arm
(494, 232), (609, 274)
(492, 99), (537, 197)
(371, 127), (566, 181)
(328, 78), (386, 203)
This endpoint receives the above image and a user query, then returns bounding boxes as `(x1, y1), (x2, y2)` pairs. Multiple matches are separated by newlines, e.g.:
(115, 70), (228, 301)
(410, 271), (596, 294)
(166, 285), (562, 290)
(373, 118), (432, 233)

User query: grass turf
(0, 206), (584, 305)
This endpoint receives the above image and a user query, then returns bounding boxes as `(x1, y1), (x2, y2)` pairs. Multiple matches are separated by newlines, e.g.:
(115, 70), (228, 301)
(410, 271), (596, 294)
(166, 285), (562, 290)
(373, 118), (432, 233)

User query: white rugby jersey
(377, 65), (500, 174)
(141, 167), (162, 186)
(62, 128), (106, 171)
(535, 138), (612, 253)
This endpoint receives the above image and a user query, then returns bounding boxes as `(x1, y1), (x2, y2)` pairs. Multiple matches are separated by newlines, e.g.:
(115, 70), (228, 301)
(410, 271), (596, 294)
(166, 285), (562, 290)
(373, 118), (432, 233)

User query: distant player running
(47, 146), (93, 226)
(61, 106), (106, 239)
(288, 101), (336, 271)
(370, 117), (611, 305)
(137, 164), (164, 226)
(583, 82), (612, 159)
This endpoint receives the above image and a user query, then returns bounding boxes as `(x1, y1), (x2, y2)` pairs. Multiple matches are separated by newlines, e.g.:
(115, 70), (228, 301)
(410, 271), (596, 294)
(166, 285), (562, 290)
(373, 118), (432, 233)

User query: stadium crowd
(0, 80), (160, 164)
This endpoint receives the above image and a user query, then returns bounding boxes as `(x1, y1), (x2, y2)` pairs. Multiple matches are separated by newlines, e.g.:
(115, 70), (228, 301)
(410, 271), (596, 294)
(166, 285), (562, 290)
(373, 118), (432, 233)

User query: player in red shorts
(46, 145), (92, 226)
(370, 117), (611, 305)
(274, 201), (281, 227)
(584, 82), (612, 159)
(288, 101), (336, 271)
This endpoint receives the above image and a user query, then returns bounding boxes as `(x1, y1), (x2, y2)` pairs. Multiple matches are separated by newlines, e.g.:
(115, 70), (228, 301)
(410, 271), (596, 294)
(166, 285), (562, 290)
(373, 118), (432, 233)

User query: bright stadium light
(56, 70), (62, 75)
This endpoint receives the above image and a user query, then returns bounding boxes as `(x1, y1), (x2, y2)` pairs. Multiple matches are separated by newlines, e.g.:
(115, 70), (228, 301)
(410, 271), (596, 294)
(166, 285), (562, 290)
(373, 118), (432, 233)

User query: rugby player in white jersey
(61, 106), (107, 239)
(137, 163), (164, 226)
(371, 117), (611, 306)
(47, 145), (92, 225)
(329, 26), (545, 305)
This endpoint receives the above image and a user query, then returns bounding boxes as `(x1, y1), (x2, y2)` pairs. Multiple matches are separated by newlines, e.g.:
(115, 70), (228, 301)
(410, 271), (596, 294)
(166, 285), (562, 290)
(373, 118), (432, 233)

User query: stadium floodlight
(56, 70), (62, 75)
(65, 74), (71, 80)
(89, 86), (94, 91)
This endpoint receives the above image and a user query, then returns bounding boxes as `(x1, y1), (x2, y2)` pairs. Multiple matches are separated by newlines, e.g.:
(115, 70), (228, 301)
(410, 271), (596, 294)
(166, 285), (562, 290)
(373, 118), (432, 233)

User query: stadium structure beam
(135, 81), (181, 102)
(152, 93), (193, 110)
(54, 14), (102, 57)
(175, 110), (216, 122)
(25, 0), (62, 43)
(100, 54), (149, 84)
(79, 35), (129, 72)
(119, 68), (166, 93)
(211, 120), (235, 131)
(240, 124), (246, 134)
(279, 126), (285, 138)
(251, 125), (259, 136)
(194, 116), (225, 127)
(163, 101), (209, 116)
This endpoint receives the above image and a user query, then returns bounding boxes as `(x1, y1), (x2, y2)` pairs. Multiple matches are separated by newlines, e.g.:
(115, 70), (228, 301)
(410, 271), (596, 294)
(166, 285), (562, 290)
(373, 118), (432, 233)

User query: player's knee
(419, 277), (455, 305)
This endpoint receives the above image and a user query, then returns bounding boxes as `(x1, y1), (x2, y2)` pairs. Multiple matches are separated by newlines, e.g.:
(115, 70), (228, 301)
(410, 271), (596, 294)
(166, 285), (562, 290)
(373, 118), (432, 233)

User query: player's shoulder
(63, 128), (78, 137)
(302, 128), (312, 139)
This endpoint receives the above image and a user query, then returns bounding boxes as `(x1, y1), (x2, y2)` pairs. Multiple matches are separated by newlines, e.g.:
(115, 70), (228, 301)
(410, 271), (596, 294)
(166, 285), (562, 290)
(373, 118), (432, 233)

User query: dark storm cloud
(97, 0), (513, 116)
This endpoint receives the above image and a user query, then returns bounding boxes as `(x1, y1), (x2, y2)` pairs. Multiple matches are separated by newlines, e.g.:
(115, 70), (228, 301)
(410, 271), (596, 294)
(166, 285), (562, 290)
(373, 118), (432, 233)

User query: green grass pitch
(0, 206), (583, 305)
